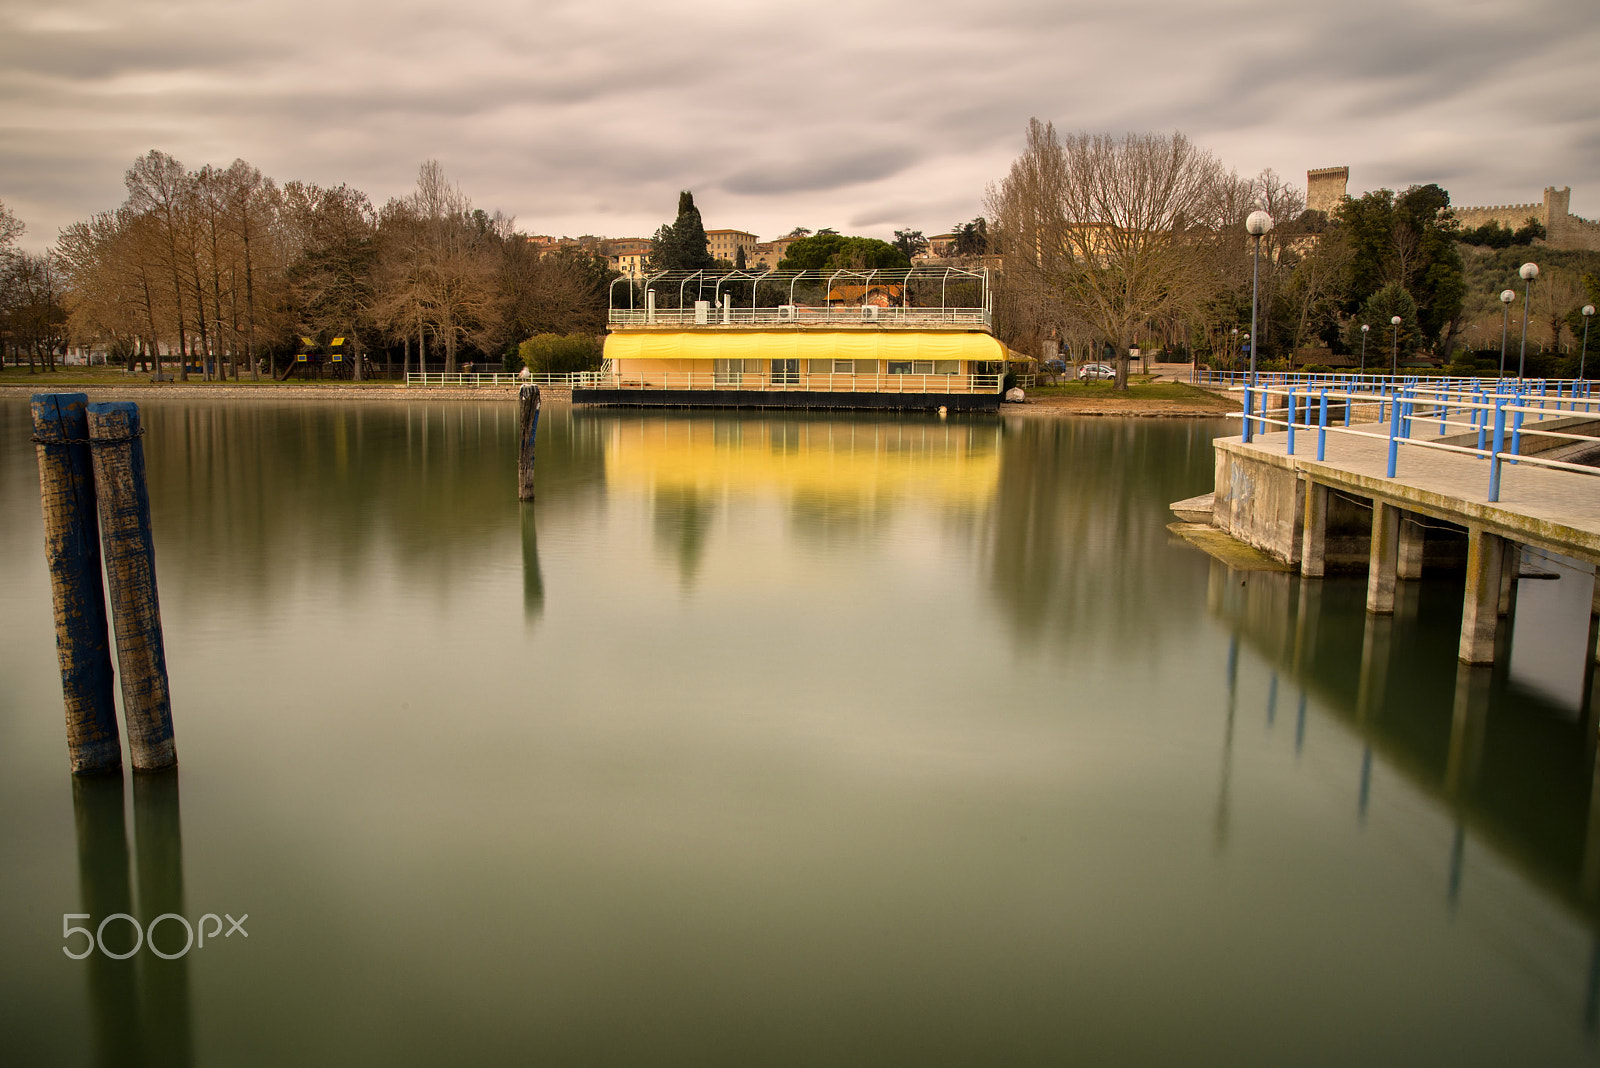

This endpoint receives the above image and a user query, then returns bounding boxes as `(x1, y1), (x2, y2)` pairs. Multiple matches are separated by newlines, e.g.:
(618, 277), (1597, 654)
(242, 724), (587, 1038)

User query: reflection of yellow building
(603, 416), (1001, 503)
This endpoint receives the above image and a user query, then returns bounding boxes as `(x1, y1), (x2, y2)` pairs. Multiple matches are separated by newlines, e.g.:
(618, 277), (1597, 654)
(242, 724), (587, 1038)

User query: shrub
(517, 334), (602, 374)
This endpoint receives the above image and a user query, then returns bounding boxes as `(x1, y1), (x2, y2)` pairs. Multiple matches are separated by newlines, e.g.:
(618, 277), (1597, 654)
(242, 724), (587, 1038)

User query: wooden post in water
(518, 383), (541, 501)
(32, 393), (122, 774)
(86, 402), (177, 770)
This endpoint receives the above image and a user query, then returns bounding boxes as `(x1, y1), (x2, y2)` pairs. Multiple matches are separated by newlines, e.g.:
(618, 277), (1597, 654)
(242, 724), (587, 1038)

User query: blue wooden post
(31, 394), (122, 774)
(1510, 405), (1524, 466)
(86, 402), (176, 771)
(1317, 389), (1328, 461)
(1475, 392), (1487, 454)
(1387, 389), (1402, 478)
(1287, 388), (1297, 455)
(1242, 384), (1253, 443)
(1489, 398), (1507, 502)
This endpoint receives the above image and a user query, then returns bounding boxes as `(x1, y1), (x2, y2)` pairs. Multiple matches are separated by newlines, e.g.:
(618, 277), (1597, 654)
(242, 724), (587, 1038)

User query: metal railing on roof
(608, 266), (992, 331)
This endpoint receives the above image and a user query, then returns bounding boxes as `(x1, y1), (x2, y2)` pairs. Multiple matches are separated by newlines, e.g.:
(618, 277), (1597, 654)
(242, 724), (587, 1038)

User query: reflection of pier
(1208, 564), (1600, 1033)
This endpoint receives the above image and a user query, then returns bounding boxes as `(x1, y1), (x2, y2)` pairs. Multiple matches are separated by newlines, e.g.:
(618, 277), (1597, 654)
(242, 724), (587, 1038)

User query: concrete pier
(1209, 425), (1600, 664)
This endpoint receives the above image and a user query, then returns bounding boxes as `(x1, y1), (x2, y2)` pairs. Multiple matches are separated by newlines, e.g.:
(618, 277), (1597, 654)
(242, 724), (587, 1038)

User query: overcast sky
(2, 0), (1597, 250)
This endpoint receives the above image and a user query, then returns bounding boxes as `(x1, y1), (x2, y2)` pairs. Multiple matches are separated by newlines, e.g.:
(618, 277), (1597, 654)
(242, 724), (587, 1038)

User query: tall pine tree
(648, 191), (715, 271)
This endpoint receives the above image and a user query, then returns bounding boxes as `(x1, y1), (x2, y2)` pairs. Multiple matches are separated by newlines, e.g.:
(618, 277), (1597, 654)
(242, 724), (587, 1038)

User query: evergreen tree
(1336, 184), (1464, 351)
(1345, 284), (1421, 367)
(648, 190), (715, 271)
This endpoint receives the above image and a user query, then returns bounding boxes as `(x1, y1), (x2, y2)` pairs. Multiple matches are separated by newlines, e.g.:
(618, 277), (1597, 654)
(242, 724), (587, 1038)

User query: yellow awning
(603, 331), (1006, 363)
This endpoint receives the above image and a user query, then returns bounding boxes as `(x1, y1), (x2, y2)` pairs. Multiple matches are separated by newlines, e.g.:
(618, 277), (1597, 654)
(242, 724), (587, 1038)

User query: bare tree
(988, 121), (1235, 390)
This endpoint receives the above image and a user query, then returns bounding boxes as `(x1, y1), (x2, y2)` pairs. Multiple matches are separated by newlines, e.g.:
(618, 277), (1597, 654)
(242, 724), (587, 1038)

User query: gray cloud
(2, 0), (1598, 249)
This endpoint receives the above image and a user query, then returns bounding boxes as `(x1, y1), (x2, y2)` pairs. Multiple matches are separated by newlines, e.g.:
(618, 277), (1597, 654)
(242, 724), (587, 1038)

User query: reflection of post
(1448, 823), (1466, 914)
(1292, 576), (1321, 677)
(521, 506), (544, 622)
(518, 384), (541, 501)
(73, 773), (142, 1065)
(1358, 747), (1373, 824)
(1215, 634), (1239, 853)
(32, 393), (122, 773)
(1446, 663), (1492, 799)
(133, 772), (192, 1067)
(1356, 613), (1393, 724)
(1587, 934), (1600, 1037)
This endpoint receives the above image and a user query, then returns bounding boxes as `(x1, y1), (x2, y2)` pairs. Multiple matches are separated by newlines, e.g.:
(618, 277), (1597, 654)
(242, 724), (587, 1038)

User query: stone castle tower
(1305, 167), (1349, 215)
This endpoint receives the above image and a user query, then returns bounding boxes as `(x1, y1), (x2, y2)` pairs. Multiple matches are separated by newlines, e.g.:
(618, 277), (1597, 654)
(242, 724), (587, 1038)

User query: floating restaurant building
(573, 267), (1010, 411)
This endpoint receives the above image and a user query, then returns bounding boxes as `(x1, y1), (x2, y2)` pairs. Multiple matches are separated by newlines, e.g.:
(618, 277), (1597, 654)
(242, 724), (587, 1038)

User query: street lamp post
(1245, 211), (1274, 389)
(1244, 211), (1273, 443)
(1499, 289), (1515, 378)
(1581, 305), (1595, 381)
(1517, 262), (1539, 379)
(1390, 316), (1402, 376)
(1360, 324), (1369, 374)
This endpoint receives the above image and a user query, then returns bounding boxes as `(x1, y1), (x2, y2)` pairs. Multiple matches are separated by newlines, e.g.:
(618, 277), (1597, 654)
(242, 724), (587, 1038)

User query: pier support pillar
(1460, 527), (1511, 664)
(1366, 500), (1400, 614)
(1499, 542), (1522, 618)
(1591, 568), (1600, 665)
(1397, 511), (1426, 581)
(1300, 481), (1328, 578)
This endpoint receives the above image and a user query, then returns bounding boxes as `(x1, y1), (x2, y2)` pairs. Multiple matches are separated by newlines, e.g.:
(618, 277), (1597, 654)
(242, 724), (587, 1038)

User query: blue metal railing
(1232, 379), (1600, 504)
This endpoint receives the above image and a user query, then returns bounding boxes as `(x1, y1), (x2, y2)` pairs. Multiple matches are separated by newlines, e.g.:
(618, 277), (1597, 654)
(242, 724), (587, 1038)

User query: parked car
(1078, 363), (1116, 381)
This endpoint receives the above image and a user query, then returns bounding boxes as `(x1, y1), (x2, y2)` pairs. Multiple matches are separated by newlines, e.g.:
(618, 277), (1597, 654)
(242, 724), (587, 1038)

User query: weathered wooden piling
(32, 393), (122, 774)
(518, 383), (541, 501)
(86, 402), (177, 771)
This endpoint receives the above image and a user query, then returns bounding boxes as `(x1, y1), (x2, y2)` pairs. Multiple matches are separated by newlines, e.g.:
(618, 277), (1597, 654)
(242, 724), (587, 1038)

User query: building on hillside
(576, 266), (1009, 411)
(921, 233), (958, 259)
(765, 234), (807, 266)
(607, 238), (652, 279)
(705, 229), (760, 265)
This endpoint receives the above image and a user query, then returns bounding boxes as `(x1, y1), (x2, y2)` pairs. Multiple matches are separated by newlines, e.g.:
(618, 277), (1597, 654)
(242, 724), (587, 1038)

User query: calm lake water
(3, 396), (1600, 1065)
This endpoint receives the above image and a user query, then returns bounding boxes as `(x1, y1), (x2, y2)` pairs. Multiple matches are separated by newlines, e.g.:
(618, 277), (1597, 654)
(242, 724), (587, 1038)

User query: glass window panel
(934, 360), (960, 374)
(912, 361), (934, 375)
(887, 361), (912, 375)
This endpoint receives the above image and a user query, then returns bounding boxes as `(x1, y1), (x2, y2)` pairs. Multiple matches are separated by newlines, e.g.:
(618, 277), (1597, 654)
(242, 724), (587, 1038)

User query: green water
(3, 397), (1600, 1065)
